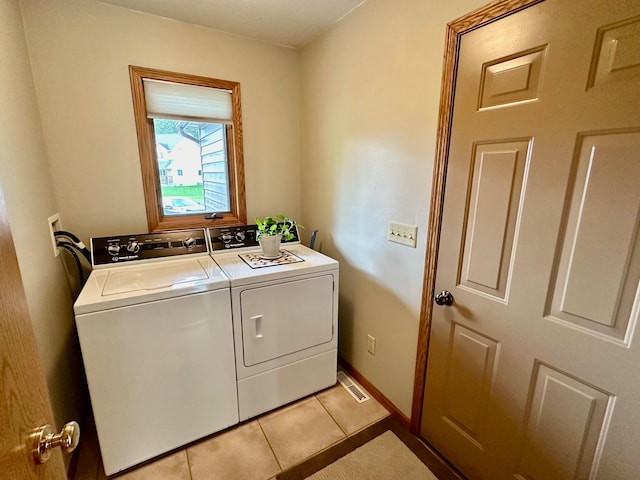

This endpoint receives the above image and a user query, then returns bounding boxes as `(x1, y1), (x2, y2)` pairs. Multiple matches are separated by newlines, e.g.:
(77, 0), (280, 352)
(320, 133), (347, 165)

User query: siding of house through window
(201, 124), (230, 212)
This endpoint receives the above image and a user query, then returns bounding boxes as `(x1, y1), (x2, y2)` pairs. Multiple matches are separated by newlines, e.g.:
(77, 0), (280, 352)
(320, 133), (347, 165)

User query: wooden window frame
(129, 65), (246, 232)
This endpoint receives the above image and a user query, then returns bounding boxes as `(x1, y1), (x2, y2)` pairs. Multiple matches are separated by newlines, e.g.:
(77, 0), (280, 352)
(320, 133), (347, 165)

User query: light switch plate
(388, 221), (417, 248)
(367, 334), (376, 355)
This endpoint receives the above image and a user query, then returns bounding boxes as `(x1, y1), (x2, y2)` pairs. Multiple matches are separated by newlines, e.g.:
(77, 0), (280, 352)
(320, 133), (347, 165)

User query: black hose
(309, 229), (318, 250)
(54, 230), (82, 243)
(54, 231), (91, 262)
(57, 242), (85, 284)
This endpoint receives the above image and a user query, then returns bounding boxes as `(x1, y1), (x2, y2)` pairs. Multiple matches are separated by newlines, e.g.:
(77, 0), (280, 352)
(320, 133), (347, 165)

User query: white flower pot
(258, 234), (282, 258)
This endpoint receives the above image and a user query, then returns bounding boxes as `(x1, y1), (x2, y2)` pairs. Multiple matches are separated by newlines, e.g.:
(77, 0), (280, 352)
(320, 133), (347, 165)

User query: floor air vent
(337, 371), (370, 403)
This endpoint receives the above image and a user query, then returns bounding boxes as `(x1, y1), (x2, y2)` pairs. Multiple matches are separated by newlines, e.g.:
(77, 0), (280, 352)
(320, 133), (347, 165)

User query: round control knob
(221, 234), (233, 243)
(106, 244), (121, 256)
(182, 237), (196, 249)
(126, 241), (141, 253)
(235, 231), (246, 242)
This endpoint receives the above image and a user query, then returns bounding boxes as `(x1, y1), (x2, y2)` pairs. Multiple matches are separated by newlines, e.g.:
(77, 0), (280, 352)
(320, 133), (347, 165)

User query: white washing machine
(74, 229), (238, 476)
(208, 225), (339, 421)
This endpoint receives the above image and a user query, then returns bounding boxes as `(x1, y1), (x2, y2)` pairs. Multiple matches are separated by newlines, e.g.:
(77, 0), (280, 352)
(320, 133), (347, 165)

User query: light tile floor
(73, 381), (389, 480)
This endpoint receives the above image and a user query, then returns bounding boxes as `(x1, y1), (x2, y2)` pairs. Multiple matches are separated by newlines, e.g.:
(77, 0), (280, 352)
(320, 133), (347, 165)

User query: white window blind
(143, 79), (233, 124)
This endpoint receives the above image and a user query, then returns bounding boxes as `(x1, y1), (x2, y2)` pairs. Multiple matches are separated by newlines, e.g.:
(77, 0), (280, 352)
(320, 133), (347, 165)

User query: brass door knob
(32, 421), (80, 464)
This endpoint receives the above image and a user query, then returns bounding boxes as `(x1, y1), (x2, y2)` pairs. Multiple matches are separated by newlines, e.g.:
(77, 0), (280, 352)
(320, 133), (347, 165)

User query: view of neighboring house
(155, 133), (203, 187)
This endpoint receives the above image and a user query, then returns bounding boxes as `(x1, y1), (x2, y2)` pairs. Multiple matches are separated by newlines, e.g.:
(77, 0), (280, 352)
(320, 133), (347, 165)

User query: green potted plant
(255, 215), (300, 258)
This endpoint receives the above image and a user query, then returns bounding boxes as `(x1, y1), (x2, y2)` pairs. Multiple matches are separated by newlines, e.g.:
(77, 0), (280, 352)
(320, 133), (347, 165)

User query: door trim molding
(410, 0), (544, 434)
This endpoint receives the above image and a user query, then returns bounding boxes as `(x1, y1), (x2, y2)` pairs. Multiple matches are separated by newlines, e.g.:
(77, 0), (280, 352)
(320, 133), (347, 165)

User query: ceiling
(98, 0), (367, 48)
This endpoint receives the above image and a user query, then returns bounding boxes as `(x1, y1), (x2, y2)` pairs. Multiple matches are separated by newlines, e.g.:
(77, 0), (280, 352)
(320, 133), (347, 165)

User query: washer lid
(102, 259), (209, 295)
(74, 256), (229, 315)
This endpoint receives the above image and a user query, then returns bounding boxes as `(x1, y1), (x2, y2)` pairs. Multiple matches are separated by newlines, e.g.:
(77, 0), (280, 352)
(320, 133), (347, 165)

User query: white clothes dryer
(74, 229), (238, 476)
(209, 225), (339, 421)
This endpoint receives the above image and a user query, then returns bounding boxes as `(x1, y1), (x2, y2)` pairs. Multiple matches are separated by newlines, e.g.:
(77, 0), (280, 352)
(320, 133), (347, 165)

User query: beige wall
(300, 0), (488, 416)
(0, 0), (83, 468)
(20, 0), (302, 242)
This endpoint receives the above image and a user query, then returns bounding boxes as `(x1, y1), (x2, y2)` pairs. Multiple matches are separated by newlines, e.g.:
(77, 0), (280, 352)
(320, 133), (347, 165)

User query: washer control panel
(209, 224), (300, 252)
(91, 229), (209, 266)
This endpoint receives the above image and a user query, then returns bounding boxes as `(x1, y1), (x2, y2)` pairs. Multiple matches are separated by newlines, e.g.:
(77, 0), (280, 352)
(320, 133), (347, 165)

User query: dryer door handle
(251, 315), (264, 339)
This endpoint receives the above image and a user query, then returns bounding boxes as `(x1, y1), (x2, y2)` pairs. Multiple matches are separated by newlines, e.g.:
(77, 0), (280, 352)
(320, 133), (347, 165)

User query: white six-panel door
(420, 0), (640, 478)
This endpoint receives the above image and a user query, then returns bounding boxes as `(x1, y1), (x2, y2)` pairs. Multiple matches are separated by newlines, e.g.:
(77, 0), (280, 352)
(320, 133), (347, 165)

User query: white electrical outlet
(367, 334), (376, 355)
(48, 213), (63, 257)
(388, 221), (418, 248)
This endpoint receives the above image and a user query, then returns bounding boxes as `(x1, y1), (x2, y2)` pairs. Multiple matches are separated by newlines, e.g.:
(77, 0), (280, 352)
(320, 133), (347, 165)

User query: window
(129, 66), (246, 232)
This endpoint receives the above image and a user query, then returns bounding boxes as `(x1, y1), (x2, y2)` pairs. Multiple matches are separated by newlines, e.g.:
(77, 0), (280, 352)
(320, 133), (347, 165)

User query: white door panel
(441, 324), (499, 446)
(460, 139), (531, 300)
(548, 131), (640, 343)
(515, 363), (614, 480)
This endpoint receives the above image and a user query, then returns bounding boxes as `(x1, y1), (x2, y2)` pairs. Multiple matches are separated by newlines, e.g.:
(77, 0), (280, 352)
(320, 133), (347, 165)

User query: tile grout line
(265, 395), (348, 474)
(314, 393), (349, 437)
(185, 447), (194, 480)
(256, 418), (284, 475)
(259, 395), (349, 476)
(314, 388), (392, 439)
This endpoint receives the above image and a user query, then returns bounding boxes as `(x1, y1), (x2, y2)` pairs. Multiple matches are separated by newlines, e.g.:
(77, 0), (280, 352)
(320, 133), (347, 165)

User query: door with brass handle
(32, 421), (80, 464)
(434, 290), (454, 306)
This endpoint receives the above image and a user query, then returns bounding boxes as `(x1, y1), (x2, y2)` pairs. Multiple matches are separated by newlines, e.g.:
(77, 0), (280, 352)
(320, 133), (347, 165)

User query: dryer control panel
(209, 224), (300, 252)
(91, 229), (209, 266)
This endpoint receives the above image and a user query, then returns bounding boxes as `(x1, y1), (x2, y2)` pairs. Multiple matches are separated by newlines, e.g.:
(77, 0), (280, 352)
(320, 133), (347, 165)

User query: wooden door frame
(410, 0), (544, 434)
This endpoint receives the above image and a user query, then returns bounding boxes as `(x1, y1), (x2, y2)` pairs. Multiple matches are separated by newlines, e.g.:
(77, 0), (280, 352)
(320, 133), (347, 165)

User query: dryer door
(239, 274), (334, 366)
